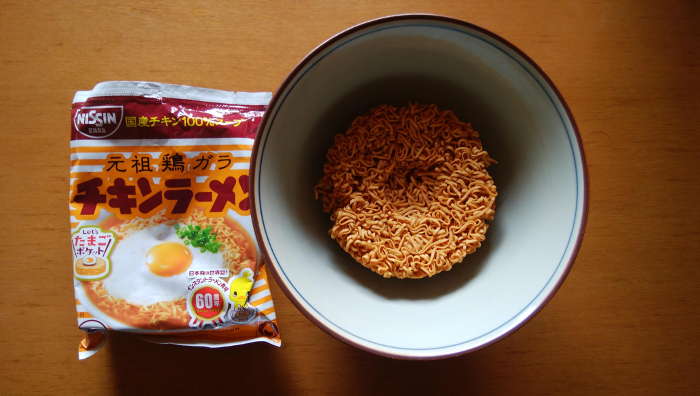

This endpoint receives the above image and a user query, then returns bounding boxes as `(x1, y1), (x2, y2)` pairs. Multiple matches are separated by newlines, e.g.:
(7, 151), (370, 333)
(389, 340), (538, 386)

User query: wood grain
(1, 1), (698, 394)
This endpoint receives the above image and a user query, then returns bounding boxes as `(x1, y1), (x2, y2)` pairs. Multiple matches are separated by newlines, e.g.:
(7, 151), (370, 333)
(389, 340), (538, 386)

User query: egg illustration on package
(107, 224), (228, 309)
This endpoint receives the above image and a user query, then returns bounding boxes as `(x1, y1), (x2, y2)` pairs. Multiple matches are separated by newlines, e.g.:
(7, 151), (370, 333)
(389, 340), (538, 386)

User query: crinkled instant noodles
(314, 103), (497, 279)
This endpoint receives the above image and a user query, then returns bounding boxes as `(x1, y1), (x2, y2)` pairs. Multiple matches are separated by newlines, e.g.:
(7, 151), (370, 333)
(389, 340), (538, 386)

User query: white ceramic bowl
(250, 15), (588, 359)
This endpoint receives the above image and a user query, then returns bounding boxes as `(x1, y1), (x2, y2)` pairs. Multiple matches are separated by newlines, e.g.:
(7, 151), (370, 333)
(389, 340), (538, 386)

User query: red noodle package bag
(70, 81), (281, 359)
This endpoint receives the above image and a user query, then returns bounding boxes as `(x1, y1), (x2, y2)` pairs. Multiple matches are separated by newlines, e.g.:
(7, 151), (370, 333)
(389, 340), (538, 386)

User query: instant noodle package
(70, 81), (280, 359)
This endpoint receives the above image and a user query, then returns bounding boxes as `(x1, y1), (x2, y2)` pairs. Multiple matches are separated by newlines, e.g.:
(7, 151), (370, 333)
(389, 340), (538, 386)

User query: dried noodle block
(314, 103), (497, 279)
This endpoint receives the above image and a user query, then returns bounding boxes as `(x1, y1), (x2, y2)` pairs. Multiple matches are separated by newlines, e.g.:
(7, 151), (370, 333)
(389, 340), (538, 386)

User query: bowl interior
(253, 18), (586, 358)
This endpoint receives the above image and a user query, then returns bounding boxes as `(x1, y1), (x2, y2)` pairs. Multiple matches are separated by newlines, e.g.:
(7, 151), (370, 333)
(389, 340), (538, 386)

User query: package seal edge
(132, 333), (282, 348)
(72, 81), (272, 106)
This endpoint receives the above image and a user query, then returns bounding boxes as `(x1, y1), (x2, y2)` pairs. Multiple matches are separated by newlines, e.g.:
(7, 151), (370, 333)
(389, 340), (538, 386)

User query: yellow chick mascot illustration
(229, 268), (255, 309)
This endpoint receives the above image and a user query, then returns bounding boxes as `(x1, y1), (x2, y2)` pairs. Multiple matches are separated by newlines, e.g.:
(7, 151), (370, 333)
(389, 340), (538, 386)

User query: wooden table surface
(1, 1), (698, 394)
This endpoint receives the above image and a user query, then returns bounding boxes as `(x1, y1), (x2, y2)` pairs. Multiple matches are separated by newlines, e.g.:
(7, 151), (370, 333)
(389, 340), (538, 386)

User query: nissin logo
(74, 106), (123, 138)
